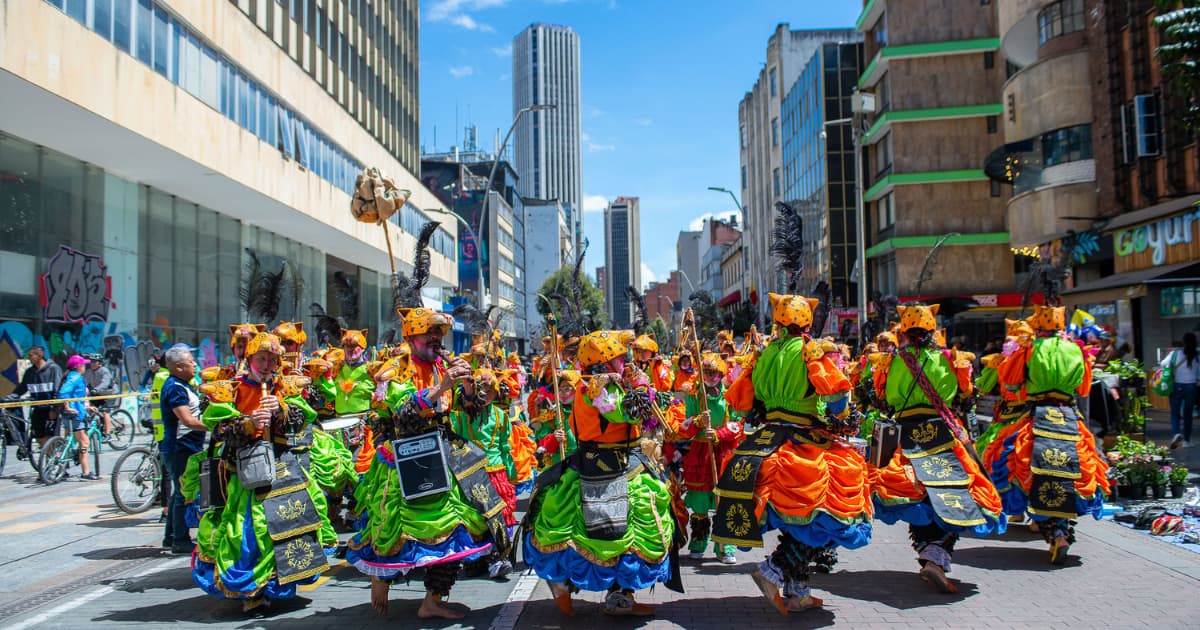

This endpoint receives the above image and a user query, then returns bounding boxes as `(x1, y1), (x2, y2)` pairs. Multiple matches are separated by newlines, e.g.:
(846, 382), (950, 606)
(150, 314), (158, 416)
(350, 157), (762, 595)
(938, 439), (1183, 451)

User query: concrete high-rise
(604, 197), (642, 328)
(512, 23), (583, 254)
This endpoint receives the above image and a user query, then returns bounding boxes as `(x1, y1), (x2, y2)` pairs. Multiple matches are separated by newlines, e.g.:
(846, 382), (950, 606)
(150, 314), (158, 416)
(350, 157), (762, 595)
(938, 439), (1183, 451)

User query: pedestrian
(59, 355), (98, 480)
(83, 354), (116, 437)
(159, 344), (205, 553)
(1169, 332), (1198, 449)
(12, 346), (64, 448)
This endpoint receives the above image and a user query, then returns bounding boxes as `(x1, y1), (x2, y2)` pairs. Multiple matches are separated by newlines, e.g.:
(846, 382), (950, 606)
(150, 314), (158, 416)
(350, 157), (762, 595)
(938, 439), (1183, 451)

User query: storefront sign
(1114, 207), (1200, 267)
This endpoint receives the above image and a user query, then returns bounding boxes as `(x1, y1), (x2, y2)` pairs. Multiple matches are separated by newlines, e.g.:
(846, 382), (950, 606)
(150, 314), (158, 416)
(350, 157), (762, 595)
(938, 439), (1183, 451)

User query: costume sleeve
(808, 355), (851, 396)
(725, 366), (756, 412)
(951, 353), (974, 397)
(872, 354), (891, 401)
(661, 398), (687, 437)
(997, 346), (1033, 395)
(284, 394), (318, 423)
(314, 373), (336, 401)
(1077, 354), (1093, 397)
(201, 400), (241, 431)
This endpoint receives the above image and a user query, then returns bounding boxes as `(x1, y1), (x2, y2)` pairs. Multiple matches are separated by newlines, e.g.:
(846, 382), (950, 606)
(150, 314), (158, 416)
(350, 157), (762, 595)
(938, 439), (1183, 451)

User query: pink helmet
(65, 355), (89, 370)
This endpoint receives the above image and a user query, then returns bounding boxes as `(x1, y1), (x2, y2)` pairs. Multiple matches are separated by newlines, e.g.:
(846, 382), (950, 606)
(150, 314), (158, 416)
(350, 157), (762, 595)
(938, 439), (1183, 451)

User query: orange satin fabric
(509, 420), (538, 483)
(982, 418), (1112, 498)
(354, 426), (376, 474)
(807, 355), (852, 396)
(752, 441), (872, 522)
(870, 439), (1004, 514)
(569, 384), (641, 444)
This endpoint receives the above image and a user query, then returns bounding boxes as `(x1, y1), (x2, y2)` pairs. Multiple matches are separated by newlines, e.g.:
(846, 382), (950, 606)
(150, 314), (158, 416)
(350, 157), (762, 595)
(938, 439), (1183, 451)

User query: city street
(2, 436), (1198, 630)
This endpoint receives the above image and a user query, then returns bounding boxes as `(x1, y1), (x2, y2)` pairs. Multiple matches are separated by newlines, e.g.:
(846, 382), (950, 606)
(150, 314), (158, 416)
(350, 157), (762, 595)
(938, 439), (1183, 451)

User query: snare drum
(320, 416), (366, 449)
(845, 437), (869, 460)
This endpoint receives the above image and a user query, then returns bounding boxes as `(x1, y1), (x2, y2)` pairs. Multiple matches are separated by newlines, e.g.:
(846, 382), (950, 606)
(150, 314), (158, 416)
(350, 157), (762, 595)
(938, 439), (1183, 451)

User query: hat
(245, 332), (284, 357)
(700, 351), (727, 376)
(399, 307), (452, 338)
(631, 333), (659, 353)
(66, 354), (89, 370)
(1005, 318), (1034, 339)
(768, 293), (819, 329)
(897, 304), (939, 333)
(1027, 305), (1066, 332)
(229, 324), (266, 349)
(876, 331), (898, 347)
(273, 321), (307, 346)
(340, 329), (368, 349)
(577, 330), (635, 368)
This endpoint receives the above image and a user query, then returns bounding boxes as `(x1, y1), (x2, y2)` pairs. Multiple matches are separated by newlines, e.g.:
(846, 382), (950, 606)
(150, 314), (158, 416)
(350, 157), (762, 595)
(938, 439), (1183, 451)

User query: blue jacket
(59, 371), (88, 420)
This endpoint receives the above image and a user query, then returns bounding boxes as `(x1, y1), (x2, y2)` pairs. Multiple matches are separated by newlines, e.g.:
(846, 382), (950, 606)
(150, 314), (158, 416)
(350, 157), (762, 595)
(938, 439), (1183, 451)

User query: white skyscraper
(512, 23), (583, 254)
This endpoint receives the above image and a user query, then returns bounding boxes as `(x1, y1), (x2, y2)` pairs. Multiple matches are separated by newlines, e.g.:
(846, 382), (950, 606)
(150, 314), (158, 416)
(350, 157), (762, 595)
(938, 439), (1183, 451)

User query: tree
(686, 290), (723, 342)
(535, 266), (609, 335)
(729, 302), (758, 337)
(1156, 1), (1200, 132)
(647, 316), (671, 353)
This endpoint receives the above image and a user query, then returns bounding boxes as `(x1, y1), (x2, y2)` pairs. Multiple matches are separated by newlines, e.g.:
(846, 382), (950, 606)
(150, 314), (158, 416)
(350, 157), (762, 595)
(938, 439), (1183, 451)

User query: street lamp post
(478, 103), (557, 309)
(707, 186), (764, 326)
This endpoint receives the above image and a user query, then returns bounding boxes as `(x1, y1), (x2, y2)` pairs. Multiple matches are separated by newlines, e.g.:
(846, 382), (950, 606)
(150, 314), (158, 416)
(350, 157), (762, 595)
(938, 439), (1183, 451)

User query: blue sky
(419, 0), (862, 287)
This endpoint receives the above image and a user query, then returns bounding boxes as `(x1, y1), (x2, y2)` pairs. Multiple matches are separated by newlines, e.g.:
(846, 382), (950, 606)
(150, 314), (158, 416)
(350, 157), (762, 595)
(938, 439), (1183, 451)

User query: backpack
(1152, 351), (1175, 397)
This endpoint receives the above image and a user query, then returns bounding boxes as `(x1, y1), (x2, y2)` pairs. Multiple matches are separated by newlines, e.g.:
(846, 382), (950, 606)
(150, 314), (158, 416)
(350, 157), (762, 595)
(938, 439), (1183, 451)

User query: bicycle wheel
(40, 436), (71, 484)
(110, 446), (162, 514)
(26, 434), (43, 473)
(0, 428), (8, 477)
(105, 409), (133, 451)
(90, 431), (102, 477)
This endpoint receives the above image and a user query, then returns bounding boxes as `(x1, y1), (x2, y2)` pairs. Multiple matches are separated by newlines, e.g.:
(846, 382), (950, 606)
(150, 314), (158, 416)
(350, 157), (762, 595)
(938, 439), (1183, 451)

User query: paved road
(2, 436), (1199, 629)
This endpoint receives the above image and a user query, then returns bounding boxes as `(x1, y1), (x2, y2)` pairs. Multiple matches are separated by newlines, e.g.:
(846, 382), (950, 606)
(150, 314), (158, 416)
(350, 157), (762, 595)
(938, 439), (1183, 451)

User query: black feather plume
(453, 303), (489, 334)
(286, 260), (305, 320)
(403, 221), (440, 308)
(254, 263), (287, 322)
(240, 249), (263, 316)
(626, 286), (649, 334)
(570, 241), (588, 321)
(332, 270), (359, 328)
(770, 202), (804, 292)
(309, 303), (342, 347)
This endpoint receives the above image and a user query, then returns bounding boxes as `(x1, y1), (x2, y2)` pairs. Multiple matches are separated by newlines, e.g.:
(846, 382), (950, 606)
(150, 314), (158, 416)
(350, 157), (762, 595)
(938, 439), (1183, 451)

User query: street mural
(39, 245), (112, 324)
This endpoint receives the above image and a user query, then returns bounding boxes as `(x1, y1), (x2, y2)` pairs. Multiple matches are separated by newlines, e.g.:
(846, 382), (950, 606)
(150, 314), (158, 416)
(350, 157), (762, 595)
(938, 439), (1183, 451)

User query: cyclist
(60, 354), (99, 480)
(84, 354), (117, 438)
(12, 346), (63, 448)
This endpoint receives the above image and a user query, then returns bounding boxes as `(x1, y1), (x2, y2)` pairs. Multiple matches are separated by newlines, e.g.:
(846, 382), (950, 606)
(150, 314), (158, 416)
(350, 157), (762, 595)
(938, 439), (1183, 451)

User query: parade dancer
(346, 307), (514, 619)
(632, 333), (674, 392)
(712, 293), (871, 615)
(192, 333), (331, 612)
(869, 304), (1005, 593)
(678, 351), (742, 563)
(982, 305), (1111, 564)
(524, 330), (681, 617)
(528, 369), (580, 468)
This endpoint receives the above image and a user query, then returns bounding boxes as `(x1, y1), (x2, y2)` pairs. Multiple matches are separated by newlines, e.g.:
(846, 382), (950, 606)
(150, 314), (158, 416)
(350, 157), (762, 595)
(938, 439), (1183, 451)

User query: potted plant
(1153, 465), (1170, 499)
(1170, 464), (1190, 499)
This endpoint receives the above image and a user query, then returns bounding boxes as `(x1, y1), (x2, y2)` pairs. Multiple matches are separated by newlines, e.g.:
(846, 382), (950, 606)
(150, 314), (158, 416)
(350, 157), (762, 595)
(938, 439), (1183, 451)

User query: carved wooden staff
(684, 308), (719, 485)
(545, 313), (568, 461)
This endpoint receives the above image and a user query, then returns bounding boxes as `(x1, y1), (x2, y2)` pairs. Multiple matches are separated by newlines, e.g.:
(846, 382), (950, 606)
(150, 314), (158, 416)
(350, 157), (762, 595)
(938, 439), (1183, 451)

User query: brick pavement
(511, 519), (1200, 629)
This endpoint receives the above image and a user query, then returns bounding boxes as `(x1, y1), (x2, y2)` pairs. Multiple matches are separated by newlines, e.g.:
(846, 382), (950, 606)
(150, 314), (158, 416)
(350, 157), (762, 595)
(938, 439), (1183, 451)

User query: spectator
(83, 354), (117, 437)
(60, 355), (98, 480)
(1093, 331), (1117, 369)
(159, 344), (207, 554)
(1169, 332), (1198, 449)
(12, 346), (63, 447)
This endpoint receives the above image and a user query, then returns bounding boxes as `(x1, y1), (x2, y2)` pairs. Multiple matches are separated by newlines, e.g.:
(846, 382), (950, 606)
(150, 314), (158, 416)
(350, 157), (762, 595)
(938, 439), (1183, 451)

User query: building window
(1134, 94), (1162, 158)
(773, 168), (781, 197)
(740, 123), (746, 148)
(984, 51), (995, 69)
(1038, 0), (1084, 45)
(991, 180), (1002, 197)
(874, 132), (892, 177)
(987, 115), (998, 134)
(771, 118), (779, 146)
(769, 67), (777, 97)
(741, 165), (747, 190)
(1042, 124), (1094, 166)
(876, 192), (894, 230)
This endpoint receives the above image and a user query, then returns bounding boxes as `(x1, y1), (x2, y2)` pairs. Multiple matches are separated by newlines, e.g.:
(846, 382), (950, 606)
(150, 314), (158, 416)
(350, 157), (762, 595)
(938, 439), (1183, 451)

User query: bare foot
(418, 594), (466, 620)
(370, 578), (389, 616)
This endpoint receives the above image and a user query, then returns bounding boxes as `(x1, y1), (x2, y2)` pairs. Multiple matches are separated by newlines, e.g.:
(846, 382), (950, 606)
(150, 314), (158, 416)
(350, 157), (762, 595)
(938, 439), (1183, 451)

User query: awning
(717, 290), (742, 307)
(1063, 260), (1200, 305)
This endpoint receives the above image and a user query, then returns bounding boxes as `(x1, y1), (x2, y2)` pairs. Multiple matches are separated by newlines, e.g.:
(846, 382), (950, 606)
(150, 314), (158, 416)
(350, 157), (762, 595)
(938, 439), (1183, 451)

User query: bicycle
(39, 410), (103, 484)
(101, 403), (134, 451)
(110, 439), (163, 514)
(0, 404), (44, 476)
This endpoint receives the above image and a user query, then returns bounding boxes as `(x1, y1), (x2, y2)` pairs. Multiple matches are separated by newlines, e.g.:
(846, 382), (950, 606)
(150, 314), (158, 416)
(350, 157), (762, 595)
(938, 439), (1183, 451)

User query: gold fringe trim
(276, 562), (328, 585)
(903, 441), (956, 459)
(258, 481), (310, 500)
(1032, 428), (1080, 442)
(268, 522), (321, 541)
(1030, 466), (1082, 480)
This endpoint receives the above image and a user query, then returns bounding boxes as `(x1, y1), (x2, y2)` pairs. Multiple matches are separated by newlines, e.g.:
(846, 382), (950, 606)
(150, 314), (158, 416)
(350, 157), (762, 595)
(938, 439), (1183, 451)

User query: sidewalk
(511, 518), (1200, 629)
(1145, 409), (1200, 475)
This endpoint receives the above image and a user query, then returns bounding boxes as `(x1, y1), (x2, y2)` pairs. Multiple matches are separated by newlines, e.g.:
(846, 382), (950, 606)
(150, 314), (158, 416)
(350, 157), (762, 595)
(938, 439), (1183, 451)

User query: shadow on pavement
(107, 567), (197, 593)
(234, 600), (503, 629)
(90, 593), (312, 624)
(952, 544), (1083, 571)
(75, 546), (169, 561)
(690, 561), (757, 576)
(516, 595), (837, 629)
(817, 569), (979, 608)
(80, 513), (158, 528)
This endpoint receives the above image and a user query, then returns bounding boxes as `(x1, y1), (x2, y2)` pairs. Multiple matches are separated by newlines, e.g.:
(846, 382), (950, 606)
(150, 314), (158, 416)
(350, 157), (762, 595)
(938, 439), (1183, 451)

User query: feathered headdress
(384, 221), (442, 341)
(914, 232), (959, 299)
(770, 201), (804, 293)
(626, 286), (649, 335)
(241, 249), (287, 322)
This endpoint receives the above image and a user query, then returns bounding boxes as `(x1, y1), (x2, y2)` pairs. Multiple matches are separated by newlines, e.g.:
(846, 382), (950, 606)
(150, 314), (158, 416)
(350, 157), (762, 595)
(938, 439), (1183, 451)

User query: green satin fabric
(751, 337), (818, 415)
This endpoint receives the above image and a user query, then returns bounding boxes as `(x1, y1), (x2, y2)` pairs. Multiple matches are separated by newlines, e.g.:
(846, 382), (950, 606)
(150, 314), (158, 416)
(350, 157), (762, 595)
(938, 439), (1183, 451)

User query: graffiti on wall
(40, 245), (112, 324)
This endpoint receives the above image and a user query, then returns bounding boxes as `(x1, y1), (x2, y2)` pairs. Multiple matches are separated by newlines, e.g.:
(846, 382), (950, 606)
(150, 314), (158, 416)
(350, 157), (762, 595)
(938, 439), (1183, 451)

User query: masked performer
(191, 333), (331, 612)
(982, 305), (1111, 564)
(632, 333), (674, 392)
(524, 330), (680, 617)
(869, 305), (1005, 593)
(347, 308), (514, 619)
(712, 293), (870, 615)
(678, 352), (743, 563)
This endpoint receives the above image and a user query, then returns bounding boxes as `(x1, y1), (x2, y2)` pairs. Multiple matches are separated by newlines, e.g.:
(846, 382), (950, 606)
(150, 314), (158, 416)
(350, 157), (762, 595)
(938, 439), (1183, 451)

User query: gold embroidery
(937, 493), (965, 510)
(920, 457), (954, 480)
(283, 538), (316, 570)
(1041, 447), (1072, 468)
(274, 461), (288, 480)
(754, 429), (776, 445)
(1044, 408), (1067, 426)
(276, 498), (307, 520)
(470, 483), (491, 507)
(731, 459), (753, 483)
(1037, 480), (1068, 508)
(726, 503), (753, 538)
(910, 422), (939, 444)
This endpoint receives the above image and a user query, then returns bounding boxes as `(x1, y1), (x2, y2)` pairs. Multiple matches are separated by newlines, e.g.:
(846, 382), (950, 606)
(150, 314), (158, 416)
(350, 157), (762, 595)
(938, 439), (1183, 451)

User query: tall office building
(512, 23), (583, 254)
(603, 197), (641, 328)
(0, 1), (455, 360)
(739, 25), (859, 318)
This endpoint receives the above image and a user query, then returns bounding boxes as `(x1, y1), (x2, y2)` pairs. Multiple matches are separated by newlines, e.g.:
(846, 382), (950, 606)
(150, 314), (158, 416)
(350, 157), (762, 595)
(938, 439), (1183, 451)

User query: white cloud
(492, 43), (512, 56)
(427, 0), (505, 32)
(498, 73), (510, 81)
(451, 14), (494, 31)
(583, 194), (609, 213)
(581, 130), (614, 153)
(687, 210), (743, 232)
(448, 65), (474, 78)
(641, 263), (657, 285)
(633, 117), (653, 127)
(582, 104), (606, 119)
